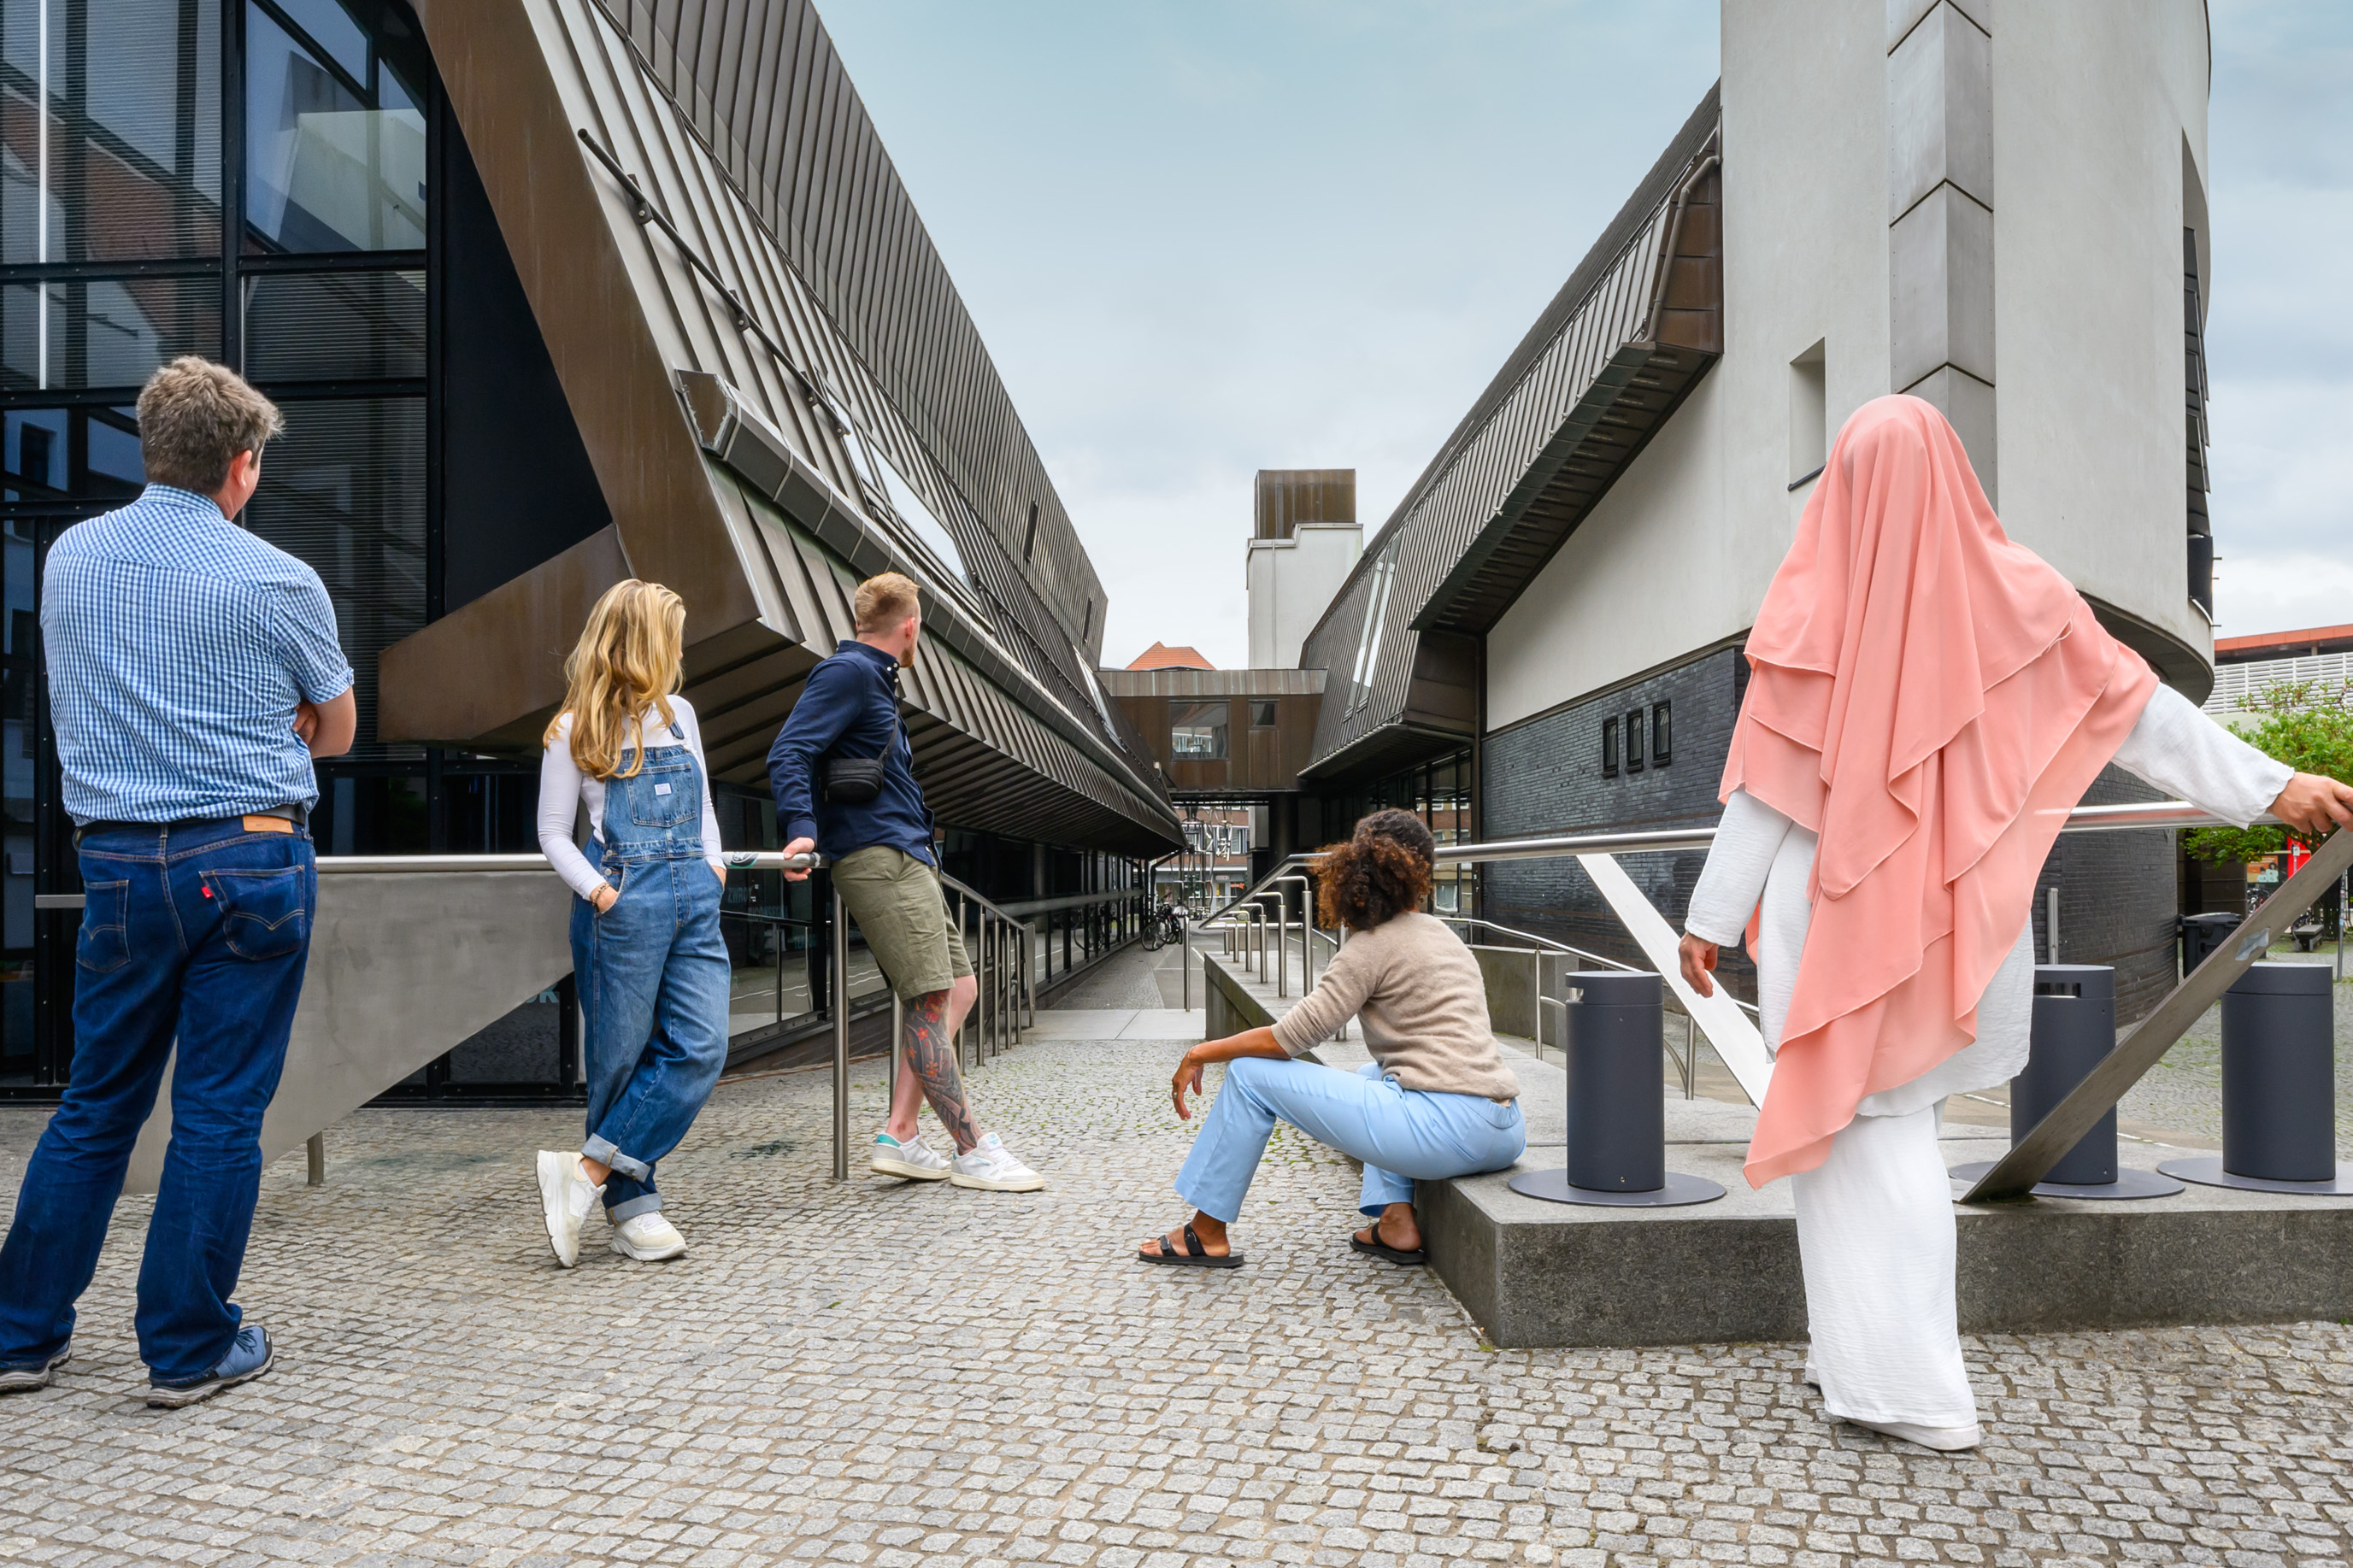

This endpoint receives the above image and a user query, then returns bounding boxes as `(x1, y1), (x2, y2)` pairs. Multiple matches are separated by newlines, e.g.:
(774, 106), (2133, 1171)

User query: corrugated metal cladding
(400, 0), (1177, 852)
(552, 0), (1174, 851)
(733, 497), (1171, 851)
(1099, 670), (1329, 700)
(588, 0), (1107, 667)
(1297, 86), (1724, 782)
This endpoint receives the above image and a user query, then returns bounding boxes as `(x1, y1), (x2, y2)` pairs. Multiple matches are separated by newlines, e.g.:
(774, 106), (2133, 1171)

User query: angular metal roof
(1296, 85), (1725, 784)
(386, 0), (1178, 854)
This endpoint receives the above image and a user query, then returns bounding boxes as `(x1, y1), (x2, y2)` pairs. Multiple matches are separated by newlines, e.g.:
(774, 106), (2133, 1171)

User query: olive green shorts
(832, 845), (974, 1001)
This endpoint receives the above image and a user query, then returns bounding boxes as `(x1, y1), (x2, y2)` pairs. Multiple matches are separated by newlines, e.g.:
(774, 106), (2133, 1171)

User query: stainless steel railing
(35, 846), (1074, 1183)
(1199, 802), (2282, 1096)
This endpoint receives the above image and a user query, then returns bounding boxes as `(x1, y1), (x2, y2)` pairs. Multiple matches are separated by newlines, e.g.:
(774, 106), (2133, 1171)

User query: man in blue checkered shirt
(0, 358), (355, 1409)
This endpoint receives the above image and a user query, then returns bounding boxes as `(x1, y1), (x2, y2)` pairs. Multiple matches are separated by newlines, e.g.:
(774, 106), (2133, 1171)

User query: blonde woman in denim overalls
(532, 580), (732, 1266)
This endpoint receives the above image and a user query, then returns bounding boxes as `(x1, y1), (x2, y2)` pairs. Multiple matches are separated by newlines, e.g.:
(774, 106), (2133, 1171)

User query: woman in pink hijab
(1678, 395), (2353, 1452)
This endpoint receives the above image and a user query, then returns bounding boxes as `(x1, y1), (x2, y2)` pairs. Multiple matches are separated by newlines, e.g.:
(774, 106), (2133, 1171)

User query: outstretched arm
(2112, 684), (2352, 835)
(1169, 1027), (1291, 1119)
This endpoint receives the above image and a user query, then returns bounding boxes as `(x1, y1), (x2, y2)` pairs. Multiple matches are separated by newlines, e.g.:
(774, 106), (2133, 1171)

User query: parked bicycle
(1142, 905), (1188, 952)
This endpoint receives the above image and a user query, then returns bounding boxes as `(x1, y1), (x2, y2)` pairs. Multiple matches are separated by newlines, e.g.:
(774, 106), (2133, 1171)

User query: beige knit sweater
(1268, 912), (1519, 1102)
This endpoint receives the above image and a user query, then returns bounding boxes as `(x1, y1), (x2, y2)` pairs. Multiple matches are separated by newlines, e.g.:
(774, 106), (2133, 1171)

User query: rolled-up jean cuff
(583, 1135), (651, 1183)
(607, 1192), (663, 1222)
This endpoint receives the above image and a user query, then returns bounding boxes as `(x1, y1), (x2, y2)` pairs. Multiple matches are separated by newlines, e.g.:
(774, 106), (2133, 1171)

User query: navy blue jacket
(767, 640), (936, 866)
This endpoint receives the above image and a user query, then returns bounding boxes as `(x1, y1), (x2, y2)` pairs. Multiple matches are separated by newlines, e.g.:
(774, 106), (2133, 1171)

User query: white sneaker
(949, 1132), (1045, 1192)
(535, 1150), (604, 1268)
(609, 1212), (686, 1261)
(1844, 1416), (1981, 1452)
(870, 1131), (952, 1181)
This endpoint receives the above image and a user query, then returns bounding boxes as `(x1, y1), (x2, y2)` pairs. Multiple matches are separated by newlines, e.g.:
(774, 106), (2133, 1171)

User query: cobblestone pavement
(4, 1035), (2351, 1568)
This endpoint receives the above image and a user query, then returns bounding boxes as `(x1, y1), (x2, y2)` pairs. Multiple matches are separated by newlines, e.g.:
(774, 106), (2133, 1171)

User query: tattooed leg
(885, 986), (982, 1153)
(885, 973), (981, 1142)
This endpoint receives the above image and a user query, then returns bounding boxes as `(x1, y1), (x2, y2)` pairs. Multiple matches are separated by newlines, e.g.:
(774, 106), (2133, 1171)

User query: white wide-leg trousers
(1789, 1104), (1979, 1436)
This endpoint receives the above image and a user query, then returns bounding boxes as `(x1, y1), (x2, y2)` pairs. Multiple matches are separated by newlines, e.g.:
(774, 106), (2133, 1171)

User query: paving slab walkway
(1, 1033), (2349, 1568)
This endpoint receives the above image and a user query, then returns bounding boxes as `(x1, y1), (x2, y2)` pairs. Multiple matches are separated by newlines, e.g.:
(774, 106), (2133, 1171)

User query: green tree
(2180, 678), (2353, 866)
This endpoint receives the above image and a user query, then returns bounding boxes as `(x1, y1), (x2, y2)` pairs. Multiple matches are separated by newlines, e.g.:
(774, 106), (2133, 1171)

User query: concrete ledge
(1427, 1113), (2353, 1348)
(1203, 951), (2353, 1348)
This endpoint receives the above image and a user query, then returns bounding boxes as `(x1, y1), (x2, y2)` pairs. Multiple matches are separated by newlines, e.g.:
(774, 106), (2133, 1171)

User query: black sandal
(1138, 1224), (1244, 1268)
(1350, 1226), (1427, 1266)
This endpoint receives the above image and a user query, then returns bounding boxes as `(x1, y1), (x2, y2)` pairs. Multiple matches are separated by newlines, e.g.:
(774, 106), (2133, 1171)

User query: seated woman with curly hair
(1138, 808), (1525, 1268)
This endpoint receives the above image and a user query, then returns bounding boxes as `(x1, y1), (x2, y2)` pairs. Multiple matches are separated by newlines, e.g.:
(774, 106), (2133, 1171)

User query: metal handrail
(1206, 802), (2279, 923)
(1438, 912), (1764, 1022)
(1274, 874), (1317, 995)
(1444, 913), (1638, 973)
(1198, 801), (2274, 1090)
(1251, 892), (1287, 997)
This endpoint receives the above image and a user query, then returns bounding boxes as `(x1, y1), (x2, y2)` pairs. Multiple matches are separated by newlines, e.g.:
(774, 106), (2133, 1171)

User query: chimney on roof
(1253, 469), (1356, 541)
(1248, 470), (1362, 668)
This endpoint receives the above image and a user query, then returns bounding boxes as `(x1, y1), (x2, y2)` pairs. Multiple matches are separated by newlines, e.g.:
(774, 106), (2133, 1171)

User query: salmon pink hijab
(1722, 395), (2157, 1186)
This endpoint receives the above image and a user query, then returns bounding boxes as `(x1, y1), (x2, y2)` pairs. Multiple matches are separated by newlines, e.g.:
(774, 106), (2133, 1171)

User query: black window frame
(1652, 700), (1672, 765)
(1624, 708), (1645, 772)
(1601, 715), (1619, 778)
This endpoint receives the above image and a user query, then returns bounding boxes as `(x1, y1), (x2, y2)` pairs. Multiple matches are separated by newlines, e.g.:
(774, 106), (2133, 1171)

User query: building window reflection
(244, 0), (427, 255)
(1171, 702), (1227, 760)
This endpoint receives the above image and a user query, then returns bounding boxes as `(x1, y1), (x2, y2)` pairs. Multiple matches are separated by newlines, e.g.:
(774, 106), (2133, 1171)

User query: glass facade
(0, 0), (554, 1095)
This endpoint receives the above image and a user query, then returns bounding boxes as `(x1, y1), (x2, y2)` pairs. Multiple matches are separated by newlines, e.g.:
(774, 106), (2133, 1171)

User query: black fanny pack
(823, 755), (887, 804)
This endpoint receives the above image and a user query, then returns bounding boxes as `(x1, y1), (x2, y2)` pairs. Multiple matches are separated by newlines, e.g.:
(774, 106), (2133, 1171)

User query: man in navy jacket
(768, 573), (1044, 1192)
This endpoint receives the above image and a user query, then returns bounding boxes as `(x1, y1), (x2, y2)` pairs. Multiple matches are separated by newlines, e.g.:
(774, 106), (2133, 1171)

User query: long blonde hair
(545, 579), (685, 780)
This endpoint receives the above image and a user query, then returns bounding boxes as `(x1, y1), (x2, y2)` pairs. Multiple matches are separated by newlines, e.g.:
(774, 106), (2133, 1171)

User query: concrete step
(1200, 948), (2353, 1348)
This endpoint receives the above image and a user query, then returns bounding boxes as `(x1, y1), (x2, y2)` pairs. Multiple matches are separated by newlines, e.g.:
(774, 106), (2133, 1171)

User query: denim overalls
(569, 725), (731, 1221)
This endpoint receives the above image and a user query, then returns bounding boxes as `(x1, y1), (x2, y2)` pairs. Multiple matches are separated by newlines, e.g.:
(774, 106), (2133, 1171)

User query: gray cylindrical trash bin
(2221, 962), (2335, 1181)
(2181, 911), (2242, 972)
(2013, 965), (2118, 1185)
(1946, 964), (2183, 1198)
(1566, 972), (1664, 1193)
(1508, 969), (1726, 1208)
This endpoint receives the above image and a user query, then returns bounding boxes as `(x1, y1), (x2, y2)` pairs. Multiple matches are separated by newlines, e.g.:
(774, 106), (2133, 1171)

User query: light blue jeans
(1176, 1058), (1527, 1222)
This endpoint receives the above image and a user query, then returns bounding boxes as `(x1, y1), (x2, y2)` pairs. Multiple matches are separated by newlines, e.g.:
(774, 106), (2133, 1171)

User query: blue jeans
(1175, 1057), (1527, 1222)
(0, 820), (315, 1382)
(571, 743), (730, 1221)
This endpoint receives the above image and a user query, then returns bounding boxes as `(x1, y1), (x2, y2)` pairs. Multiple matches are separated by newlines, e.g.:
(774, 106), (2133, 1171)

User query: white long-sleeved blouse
(1682, 683), (2291, 1115)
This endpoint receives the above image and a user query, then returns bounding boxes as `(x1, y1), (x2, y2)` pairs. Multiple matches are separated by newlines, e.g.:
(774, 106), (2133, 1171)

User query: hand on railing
(779, 836), (816, 882)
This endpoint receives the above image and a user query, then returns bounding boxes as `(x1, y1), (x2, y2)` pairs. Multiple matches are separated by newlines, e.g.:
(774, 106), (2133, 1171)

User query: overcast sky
(821, 0), (2352, 669)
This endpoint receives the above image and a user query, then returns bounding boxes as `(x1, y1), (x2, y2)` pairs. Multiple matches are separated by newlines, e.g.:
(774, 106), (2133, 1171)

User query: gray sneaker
(0, 1344), (69, 1395)
(870, 1131), (952, 1181)
(147, 1324), (274, 1409)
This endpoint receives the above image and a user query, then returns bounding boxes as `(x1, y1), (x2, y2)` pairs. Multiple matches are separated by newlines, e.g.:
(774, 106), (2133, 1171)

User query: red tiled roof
(1126, 641), (1215, 671)
(2214, 622), (2353, 662)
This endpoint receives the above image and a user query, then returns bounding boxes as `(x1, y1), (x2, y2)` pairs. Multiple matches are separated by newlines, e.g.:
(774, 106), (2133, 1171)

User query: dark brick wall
(1482, 647), (1754, 1001)
(1480, 643), (2179, 1023)
(2028, 764), (2179, 1024)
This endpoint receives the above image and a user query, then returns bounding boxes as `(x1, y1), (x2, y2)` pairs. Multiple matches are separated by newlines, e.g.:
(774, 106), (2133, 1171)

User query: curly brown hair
(1315, 808), (1437, 930)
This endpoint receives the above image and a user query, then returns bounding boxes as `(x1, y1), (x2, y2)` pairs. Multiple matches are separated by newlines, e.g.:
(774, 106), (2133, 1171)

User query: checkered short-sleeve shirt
(43, 484), (356, 825)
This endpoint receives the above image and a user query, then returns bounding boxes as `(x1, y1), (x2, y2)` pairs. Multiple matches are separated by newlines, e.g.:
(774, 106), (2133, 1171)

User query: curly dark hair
(1315, 808), (1436, 931)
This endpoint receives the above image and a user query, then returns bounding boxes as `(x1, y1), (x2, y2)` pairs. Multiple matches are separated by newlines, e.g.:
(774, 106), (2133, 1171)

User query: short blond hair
(853, 572), (921, 635)
(137, 356), (284, 493)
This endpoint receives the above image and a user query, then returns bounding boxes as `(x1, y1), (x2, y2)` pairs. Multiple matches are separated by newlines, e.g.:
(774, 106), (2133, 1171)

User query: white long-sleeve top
(537, 701), (726, 901)
(1684, 683), (2292, 1115)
